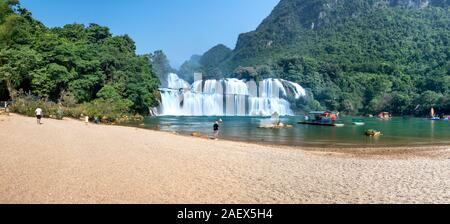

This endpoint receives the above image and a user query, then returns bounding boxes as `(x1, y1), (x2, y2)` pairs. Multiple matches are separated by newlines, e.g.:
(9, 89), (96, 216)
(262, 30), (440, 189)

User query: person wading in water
(213, 121), (220, 140)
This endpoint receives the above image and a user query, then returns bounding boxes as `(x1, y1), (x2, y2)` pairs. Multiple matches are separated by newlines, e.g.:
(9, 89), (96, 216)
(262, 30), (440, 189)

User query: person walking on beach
(213, 121), (220, 140)
(35, 107), (43, 125)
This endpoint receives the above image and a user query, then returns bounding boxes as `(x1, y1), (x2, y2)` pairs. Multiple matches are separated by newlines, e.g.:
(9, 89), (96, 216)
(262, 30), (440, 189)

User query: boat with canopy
(298, 111), (344, 127)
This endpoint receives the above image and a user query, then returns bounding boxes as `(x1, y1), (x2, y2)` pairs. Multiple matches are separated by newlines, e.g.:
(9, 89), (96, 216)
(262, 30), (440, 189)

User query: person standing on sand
(213, 121), (220, 140)
(35, 107), (43, 125)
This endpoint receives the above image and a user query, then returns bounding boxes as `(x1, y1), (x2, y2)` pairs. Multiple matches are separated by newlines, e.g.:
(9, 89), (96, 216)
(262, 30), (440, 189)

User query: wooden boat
(300, 111), (344, 127)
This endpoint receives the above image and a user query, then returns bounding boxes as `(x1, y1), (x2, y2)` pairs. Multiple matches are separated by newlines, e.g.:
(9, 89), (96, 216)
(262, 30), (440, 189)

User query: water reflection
(430, 120), (435, 139)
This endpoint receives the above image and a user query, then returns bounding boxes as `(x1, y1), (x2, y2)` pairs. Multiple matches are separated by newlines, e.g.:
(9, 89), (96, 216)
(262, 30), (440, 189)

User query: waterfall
(159, 73), (306, 116)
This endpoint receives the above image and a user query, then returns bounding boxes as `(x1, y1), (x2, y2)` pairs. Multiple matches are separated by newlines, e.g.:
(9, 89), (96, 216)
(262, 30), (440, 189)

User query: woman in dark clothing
(213, 121), (219, 140)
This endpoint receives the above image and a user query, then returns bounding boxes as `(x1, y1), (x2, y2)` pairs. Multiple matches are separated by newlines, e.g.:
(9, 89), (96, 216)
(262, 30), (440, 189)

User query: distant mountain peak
(199, 44), (232, 68)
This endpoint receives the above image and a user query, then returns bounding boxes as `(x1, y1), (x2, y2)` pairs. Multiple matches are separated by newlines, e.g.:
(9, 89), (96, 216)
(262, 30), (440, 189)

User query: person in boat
(322, 112), (331, 123)
(304, 114), (310, 121)
(314, 114), (321, 122)
(213, 121), (220, 140)
(331, 113), (337, 122)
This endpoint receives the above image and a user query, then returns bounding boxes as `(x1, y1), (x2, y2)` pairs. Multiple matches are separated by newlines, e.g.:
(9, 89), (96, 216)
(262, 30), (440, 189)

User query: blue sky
(20, 0), (280, 68)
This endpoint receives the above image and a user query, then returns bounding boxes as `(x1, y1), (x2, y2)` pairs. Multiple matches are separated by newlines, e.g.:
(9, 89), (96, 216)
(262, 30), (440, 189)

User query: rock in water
(258, 123), (294, 129)
(365, 129), (382, 136)
(191, 132), (203, 137)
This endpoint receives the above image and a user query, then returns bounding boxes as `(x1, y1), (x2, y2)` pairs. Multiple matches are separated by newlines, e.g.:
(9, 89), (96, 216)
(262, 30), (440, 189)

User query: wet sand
(1, 114), (449, 204)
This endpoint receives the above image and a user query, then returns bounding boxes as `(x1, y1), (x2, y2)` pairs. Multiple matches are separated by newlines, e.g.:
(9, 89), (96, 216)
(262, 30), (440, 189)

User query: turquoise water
(136, 116), (450, 147)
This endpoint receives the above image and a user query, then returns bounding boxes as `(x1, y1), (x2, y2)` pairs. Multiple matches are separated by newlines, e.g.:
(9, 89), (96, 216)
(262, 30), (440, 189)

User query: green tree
(149, 50), (173, 86)
(415, 90), (444, 115)
(390, 92), (414, 115)
(0, 47), (40, 99)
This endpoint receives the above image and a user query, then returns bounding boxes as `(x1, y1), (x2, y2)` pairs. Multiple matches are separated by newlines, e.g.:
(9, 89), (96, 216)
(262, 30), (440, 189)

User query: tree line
(0, 0), (160, 121)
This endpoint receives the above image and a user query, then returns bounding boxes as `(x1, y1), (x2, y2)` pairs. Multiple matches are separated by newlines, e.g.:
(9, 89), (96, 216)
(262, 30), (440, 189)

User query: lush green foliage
(190, 0), (450, 116)
(178, 45), (233, 81)
(10, 90), (139, 122)
(198, 44), (232, 79)
(148, 50), (176, 87)
(178, 55), (202, 83)
(0, 0), (160, 120)
(10, 92), (65, 119)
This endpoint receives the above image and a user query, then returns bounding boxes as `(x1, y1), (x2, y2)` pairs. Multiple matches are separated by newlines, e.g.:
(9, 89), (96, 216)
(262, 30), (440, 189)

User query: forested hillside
(183, 0), (450, 116)
(0, 0), (160, 120)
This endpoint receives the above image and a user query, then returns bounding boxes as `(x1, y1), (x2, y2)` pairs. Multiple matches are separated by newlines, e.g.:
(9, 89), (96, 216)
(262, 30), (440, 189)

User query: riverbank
(0, 113), (449, 204)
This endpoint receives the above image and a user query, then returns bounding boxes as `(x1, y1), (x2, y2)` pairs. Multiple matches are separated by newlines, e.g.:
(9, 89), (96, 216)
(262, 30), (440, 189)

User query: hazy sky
(20, 0), (280, 68)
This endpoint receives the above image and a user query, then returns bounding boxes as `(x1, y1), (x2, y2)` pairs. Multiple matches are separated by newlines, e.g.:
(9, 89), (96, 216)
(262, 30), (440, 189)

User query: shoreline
(5, 113), (450, 157)
(171, 129), (450, 151)
(150, 128), (450, 159)
(131, 115), (450, 151)
(8, 113), (450, 151)
(1, 113), (449, 203)
(123, 121), (450, 157)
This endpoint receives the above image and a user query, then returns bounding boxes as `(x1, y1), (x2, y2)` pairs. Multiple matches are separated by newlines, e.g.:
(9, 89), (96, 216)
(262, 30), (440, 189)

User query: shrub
(10, 94), (64, 119)
(80, 98), (133, 122)
(10, 93), (133, 123)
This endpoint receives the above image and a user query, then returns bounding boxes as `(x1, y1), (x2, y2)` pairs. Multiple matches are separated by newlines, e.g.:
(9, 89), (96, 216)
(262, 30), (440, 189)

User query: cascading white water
(159, 73), (306, 116)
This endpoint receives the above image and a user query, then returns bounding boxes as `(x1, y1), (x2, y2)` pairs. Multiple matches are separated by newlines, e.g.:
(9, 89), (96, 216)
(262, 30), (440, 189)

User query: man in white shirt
(35, 107), (43, 125)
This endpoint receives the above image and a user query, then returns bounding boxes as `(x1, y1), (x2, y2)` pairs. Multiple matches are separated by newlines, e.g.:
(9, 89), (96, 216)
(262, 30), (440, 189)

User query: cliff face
(216, 0), (448, 71)
(234, 0), (448, 53)
(389, 0), (449, 8)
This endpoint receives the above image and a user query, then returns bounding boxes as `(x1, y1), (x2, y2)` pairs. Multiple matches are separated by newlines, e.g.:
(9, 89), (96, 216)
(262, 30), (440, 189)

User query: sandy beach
(0, 113), (449, 204)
